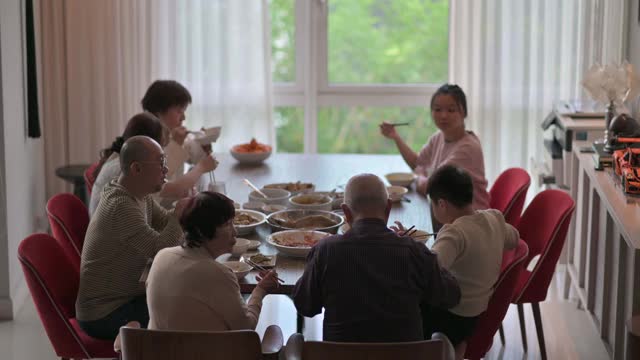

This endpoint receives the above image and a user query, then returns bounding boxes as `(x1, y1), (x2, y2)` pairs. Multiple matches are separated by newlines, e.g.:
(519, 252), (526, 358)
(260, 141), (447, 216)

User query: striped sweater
(76, 180), (183, 321)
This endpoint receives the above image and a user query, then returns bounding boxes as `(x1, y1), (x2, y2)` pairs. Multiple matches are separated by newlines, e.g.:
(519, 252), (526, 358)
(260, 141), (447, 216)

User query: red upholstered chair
(464, 239), (529, 360)
(46, 193), (89, 271)
(84, 161), (99, 196)
(18, 233), (117, 359)
(489, 167), (531, 227)
(512, 189), (575, 360)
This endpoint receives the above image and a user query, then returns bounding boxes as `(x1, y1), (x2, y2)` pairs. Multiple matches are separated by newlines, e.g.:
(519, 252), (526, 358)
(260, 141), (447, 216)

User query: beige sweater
(431, 209), (519, 317)
(146, 246), (266, 331)
(76, 181), (183, 321)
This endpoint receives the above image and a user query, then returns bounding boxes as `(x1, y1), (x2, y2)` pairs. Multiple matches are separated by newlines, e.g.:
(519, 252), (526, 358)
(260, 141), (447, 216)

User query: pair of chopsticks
(244, 258), (285, 283)
(400, 225), (435, 238)
(388, 122), (410, 127)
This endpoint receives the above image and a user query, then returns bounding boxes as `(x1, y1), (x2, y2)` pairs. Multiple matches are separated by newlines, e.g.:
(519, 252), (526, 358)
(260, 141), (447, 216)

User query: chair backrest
(46, 193), (89, 270)
(489, 167), (531, 226)
(119, 326), (263, 360)
(84, 161), (99, 195)
(17, 233), (86, 357)
(515, 189), (575, 302)
(465, 239), (529, 359)
(301, 337), (451, 360)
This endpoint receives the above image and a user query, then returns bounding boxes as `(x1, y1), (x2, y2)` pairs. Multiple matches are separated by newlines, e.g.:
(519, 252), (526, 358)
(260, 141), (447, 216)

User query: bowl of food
(264, 182), (315, 195)
(387, 186), (409, 202)
(267, 230), (331, 258)
(315, 191), (344, 210)
(248, 188), (291, 206)
(193, 126), (222, 145)
(222, 261), (253, 280)
(289, 193), (333, 211)
(231, 238), (251, 257)
(230, 138), (272, 164)
(262, 204), (287, 214)
(385, 172), (416, 188)
(233, 209), (266, 236)
(242, 201), (266, 212)
(266, 209), (344, 234)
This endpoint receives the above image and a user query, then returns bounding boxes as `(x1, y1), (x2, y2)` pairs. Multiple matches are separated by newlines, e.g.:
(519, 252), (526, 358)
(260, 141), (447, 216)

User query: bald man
(292, 174), (460, 342)
(76, 136), (185, 340)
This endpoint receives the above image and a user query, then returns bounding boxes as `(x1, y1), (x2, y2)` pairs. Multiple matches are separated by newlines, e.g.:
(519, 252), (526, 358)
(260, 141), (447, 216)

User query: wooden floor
(254, 266), (610, 360)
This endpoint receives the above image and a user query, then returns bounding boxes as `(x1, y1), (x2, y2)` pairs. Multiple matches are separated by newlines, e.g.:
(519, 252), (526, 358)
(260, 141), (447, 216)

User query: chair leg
(498, 324), (505, 345)
(531, 302), (547, 360)
(517, 303), (528, 352)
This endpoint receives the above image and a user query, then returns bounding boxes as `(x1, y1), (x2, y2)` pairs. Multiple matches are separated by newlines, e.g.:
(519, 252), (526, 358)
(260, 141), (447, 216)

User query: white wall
(628, 0), (640, 70)
(0, 0), (47, 319)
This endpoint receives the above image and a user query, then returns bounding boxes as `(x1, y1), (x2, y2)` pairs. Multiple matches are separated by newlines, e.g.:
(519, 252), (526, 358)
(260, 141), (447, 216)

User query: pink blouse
(415, 131), (490, 210)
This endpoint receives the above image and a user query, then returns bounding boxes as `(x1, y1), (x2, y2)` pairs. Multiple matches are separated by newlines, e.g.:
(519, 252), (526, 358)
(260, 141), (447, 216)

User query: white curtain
(39, 0), (273, 197)
(449, 0), (627, 182)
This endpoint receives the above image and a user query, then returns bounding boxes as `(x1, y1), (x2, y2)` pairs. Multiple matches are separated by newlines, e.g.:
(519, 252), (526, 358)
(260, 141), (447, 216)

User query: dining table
(205, 152), (434, 332)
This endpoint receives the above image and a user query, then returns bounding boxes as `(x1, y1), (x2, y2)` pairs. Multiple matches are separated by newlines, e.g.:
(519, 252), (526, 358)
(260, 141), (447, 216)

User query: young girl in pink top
(380, 84), (490, 211)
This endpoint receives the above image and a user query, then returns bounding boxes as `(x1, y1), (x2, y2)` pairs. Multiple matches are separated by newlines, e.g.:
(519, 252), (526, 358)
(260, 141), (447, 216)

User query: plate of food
(266, 209), (344, 234)
(264, 182), (315, 194)
(267, 230), (331, 258)
(241, 252), (277, 268)
(230, 138), (272, 164)
(233, 209), (266, 236)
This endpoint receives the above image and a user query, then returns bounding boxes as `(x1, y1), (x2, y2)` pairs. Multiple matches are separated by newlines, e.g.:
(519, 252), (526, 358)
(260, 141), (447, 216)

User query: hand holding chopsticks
(244, 258), (284, 284)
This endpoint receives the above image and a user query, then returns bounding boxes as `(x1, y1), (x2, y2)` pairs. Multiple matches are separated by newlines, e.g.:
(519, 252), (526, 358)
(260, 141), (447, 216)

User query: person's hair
(140, 80), (192, 115)
(344, 174), (388, 214)
(180, 191), (236, 248)
(426, 165), (473, 208)
(119, 136), (157, 176)
(430, 83), (468, 117)
(93, 112), (164, 179)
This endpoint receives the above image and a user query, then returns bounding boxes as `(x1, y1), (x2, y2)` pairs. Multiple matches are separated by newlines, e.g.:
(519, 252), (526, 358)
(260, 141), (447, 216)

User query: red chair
(489, 168), (531, 227)
(512, 189), (575, 360)
(464, 239), (529, 360)
(46, 193), (89, 271)
(18, 233), (117, 359)
(84, 161), (99, 196)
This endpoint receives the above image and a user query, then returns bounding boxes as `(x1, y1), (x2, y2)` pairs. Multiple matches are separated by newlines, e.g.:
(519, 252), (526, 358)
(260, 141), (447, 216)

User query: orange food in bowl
(232, 138), (272, 153)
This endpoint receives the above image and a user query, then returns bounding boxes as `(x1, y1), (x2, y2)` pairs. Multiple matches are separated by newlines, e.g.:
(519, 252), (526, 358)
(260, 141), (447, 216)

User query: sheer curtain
(38, 0), (273, 197)
(449, 0), (627, 183)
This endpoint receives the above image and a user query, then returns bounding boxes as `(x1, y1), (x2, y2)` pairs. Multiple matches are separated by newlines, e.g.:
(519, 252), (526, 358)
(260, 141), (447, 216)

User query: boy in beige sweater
(421, 165), (519, 359)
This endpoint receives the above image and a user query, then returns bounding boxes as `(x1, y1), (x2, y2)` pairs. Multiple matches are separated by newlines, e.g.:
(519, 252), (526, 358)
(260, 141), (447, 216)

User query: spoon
(243, 179), (269, 199)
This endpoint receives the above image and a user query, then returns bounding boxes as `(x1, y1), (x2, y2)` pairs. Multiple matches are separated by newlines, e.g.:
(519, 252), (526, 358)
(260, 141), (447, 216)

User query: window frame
(272, 0), (446, 153)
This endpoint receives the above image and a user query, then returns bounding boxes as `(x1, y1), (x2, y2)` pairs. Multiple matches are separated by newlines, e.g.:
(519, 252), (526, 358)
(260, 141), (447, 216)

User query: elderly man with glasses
(76, 135), (187, 341)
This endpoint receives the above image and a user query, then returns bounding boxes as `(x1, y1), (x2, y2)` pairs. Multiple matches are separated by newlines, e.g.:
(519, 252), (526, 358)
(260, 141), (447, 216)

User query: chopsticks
(400, 225), (415, 236)
(389, 122), (410, 127)
(399, 225), (435, 239)
(244, 258), (285, 283)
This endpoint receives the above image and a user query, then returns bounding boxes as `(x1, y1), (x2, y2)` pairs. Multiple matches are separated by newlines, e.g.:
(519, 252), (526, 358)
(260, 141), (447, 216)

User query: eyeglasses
(137, 157), (168, 170)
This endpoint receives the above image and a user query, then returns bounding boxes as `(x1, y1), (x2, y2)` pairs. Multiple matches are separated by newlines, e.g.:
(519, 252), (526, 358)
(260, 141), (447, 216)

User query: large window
(271, 0), (449, 153)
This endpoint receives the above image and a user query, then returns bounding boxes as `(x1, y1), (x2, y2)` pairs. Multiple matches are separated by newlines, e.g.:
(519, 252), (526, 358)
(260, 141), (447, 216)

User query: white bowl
(194, 126), (222, 145)
(289, 193), (333, 211)
(249, 188), (291, 206)
(231, 238), (251, 257)
(267, 230), (331, 258)
(387, 186), (409, 202)
(222, 261), (252, 280)
(233, 209), (266, 236)
(230, 144), (272, 164)
(315, 191), (344, 210)
(262, 204), (287, 214)
(385, 172), (416, 187)
(242, 201), (266, 212)
(264, 182), (315, 195)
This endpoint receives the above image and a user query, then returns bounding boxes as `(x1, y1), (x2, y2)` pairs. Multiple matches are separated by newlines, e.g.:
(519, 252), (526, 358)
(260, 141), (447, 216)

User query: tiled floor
(0, 268), (610, 359)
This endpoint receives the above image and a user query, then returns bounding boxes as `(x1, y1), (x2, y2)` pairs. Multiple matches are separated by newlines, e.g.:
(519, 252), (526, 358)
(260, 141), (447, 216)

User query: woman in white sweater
(146, 191), (280, 331)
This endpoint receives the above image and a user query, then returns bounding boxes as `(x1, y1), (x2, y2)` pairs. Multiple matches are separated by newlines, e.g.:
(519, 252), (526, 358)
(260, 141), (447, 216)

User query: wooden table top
(208, 153), (434, 294)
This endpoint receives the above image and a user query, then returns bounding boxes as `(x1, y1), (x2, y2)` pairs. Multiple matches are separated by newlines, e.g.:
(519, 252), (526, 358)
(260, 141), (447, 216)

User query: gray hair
(119, 135), (159, 175)
(344, 174), (389, 214)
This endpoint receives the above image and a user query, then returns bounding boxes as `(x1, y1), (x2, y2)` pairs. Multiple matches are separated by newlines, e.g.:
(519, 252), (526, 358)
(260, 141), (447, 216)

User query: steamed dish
(270, 232), (327, 247)
(234, 213), (259, 226)
(265, 182), (314, 192)
(248, 253), (274, 266)
(271, 214), (338, 229)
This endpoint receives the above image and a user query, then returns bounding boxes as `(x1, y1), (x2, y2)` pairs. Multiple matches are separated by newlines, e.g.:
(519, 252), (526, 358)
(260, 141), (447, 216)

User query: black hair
(93, 112), (163, 179)
(426, 165), (474, 208)
(180, 191), (236, 248)
(430, 83), (468, 117)
(141, 80), (192, 115)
